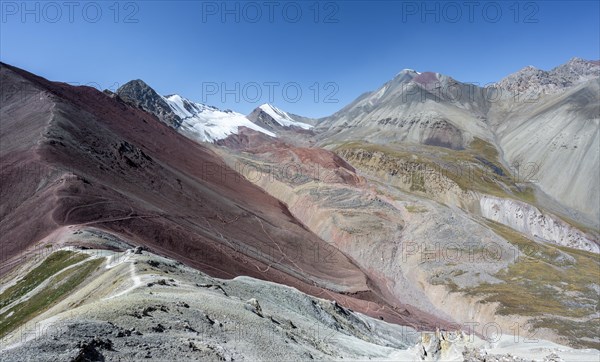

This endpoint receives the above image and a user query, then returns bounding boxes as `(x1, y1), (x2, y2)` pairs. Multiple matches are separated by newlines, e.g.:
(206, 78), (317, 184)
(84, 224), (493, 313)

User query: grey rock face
(116, 79), (181, 127)
(315, 70), (494, 150)
(247, 104), (315, 133)
(494, 79), (600, 224)
(495, 57), (600, 96)
(247, 107), (283, 133)
(313, 58), (599, 225)
(0, 247), (422, 361)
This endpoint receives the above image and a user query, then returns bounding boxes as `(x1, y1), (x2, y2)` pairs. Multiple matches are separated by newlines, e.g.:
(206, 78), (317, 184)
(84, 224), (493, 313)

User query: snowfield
(163, 94), (276, 142)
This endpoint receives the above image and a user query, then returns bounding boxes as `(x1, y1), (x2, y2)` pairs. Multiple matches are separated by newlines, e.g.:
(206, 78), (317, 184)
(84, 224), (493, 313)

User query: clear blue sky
(1, 1), (599, 118)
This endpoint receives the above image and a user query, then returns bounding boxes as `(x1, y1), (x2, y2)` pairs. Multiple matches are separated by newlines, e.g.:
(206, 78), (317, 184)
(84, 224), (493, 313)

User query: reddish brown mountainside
(0, 63), (450, 330)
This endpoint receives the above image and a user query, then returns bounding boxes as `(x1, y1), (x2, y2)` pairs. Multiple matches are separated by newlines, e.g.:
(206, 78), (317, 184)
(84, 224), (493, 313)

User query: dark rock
(147, 260), (160, 268)
(142, 306), (156, 316)
(176, 301), (190, 308)
(244, 298), (263, 317)
(151, 324), (166, 333)
(116, 80), (182, 128)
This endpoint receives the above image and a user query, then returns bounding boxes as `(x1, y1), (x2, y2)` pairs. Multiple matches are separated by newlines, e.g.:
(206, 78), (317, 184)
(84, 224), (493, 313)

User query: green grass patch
(0, 256), (104, 338)
(409, 172), (426, 192)
(334, 139), (537, 205)
(0, 251), (89, 310)
(335, 140), (599, 347)
(462, 221), (600, 318)
(405, 205), (428, 213)
(532, 317), (600, 350)
(469, 138), (503, 166)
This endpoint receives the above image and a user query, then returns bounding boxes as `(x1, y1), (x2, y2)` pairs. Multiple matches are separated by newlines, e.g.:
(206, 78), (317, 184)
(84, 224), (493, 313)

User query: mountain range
(0, 58), (598, 361)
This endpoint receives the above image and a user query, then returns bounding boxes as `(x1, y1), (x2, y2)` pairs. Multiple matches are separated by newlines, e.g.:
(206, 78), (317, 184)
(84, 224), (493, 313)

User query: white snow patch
(162, 95), (276, 142)
(396, 68), (422, 76)
(258, 103), (313, 129)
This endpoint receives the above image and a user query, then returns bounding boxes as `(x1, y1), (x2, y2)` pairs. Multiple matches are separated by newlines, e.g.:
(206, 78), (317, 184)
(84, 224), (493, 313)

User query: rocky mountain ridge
(495, 57), (600, 96)
(1, 58), (599, 360)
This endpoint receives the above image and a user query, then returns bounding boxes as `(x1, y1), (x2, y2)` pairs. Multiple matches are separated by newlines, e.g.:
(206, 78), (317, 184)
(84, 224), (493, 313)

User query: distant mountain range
(1, 58), (599, 360)
(109, 57), (599, 226)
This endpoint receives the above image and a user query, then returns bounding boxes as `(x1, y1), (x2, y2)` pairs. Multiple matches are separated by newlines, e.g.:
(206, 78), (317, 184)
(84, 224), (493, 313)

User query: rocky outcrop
(336, 146), (480, 210)
(247, 104), (314, 133)
(480, 195), (599, 253)
(0, 245), (423, 361)
(495, 57), (600, 96)
(116, 79), (181, 127)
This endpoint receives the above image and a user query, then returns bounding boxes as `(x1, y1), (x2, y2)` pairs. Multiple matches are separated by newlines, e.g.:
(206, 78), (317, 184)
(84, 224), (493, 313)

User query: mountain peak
(248, 103), (313, 131)
(566, 56), (596, 64)
(554, 57), (600, 71)
(116, 79), (182, 127)
(396, 68), (421, 76)
(412, 71), (445, 86)
(258, 103), (275, 111)
(496, 57), (599, 95)
(120, 79), (150, 88)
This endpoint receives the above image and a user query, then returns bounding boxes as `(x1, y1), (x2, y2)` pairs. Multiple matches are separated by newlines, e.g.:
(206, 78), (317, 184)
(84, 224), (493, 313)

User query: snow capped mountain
(116, 81), (315, 145)
(395, 68), (421, 77)
(245, 104), (315, 140)
(257, 103), (313, 130)
(116, 81), (276, 143)
(115, 59), (599, 225)
(3, 59), (600, 360)
(161, 95), (275, 143)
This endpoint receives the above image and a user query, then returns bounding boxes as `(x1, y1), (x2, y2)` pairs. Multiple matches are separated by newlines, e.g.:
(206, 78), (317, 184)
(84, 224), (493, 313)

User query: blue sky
(1, 1), (599, 118)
